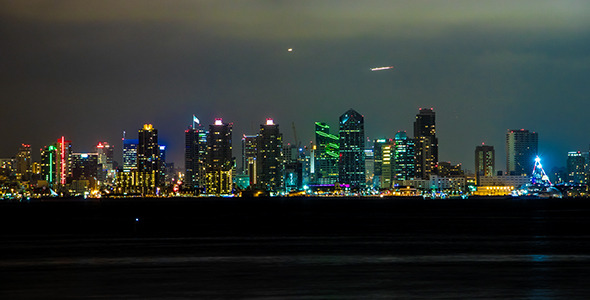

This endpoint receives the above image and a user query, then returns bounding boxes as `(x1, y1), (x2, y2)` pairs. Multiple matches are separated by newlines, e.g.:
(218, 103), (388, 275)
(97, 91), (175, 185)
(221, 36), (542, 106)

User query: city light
(60, 136), (65, 185)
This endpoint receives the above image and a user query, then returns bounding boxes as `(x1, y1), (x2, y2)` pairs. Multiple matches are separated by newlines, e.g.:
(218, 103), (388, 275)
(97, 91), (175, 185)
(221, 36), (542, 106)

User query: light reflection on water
(1, 253), (590, 268)
(2, 236), (590, 299)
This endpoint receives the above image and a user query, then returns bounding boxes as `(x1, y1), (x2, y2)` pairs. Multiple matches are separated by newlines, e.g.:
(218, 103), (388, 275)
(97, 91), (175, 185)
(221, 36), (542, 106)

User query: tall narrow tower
(56, 137), (72, 186)
(185, 118), (207, 191)
(414, 108), (438, 180)
(205, 118), (233, 195)
(338, 109), (365, 189)
(257, 118), (283, 193)
(137, 124), (160, 193)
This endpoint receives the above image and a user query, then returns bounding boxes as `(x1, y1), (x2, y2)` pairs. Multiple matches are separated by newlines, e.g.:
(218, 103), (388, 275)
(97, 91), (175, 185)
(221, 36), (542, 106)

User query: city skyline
(1, 110), (588, 174)
(2, 1), (590, 172)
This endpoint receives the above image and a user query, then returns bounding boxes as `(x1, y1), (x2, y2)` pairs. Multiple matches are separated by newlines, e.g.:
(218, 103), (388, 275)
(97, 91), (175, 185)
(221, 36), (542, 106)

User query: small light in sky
(287, 48), (293, 52)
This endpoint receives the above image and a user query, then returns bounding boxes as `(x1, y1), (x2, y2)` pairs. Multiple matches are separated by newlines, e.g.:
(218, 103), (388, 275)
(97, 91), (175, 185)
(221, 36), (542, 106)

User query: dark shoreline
(2, 196), (590, 237)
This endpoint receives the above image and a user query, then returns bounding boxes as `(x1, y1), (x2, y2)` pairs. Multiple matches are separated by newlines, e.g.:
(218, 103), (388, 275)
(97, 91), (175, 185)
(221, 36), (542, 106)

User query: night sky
(2, 1), (589, 172)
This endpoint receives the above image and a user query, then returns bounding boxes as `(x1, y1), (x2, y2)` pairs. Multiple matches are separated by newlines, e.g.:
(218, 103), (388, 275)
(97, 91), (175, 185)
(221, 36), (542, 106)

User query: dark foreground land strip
(1, 196), (589, 237)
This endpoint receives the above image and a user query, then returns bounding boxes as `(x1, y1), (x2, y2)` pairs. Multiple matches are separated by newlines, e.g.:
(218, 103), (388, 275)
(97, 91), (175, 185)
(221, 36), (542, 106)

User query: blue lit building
(122, 138), (138, 171)
(394, 131), (415, 181)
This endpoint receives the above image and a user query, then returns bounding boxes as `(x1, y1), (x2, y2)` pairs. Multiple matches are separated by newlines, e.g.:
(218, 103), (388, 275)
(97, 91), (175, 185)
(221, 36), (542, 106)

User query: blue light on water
(530, 254), (548, 262)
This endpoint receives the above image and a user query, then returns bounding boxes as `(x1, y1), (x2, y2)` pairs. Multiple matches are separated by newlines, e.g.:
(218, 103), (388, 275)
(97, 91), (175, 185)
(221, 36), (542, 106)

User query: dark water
(2, 197), (590, 298)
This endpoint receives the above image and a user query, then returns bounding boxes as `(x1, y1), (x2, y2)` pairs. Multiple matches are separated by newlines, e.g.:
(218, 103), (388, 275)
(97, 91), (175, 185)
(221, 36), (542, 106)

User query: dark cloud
(1, 1), (589, 172)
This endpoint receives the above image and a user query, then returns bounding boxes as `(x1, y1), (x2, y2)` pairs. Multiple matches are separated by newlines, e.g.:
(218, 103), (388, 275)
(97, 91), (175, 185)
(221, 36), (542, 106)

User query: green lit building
(40, 145), (57, 186)
(313, 122), (339, 184)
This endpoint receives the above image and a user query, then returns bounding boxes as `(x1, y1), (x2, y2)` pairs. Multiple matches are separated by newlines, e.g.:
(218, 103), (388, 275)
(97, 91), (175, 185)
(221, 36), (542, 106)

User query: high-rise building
(414, 108), (438, 180)
(55, 137), (72, 185)
(314, 122), (339, 184)
(137, 124), (160, 193)
(338, 109), (365, 189)
(16, 144), (32, 181)
(122, 138), (138, 171)
(185, 124), (207, 190)
(138, 124), (160, 173)
(257, 118), (283, 192)
(380, 142), (394, 189)
(96, 142), (114, 167)
(96, 142), (114, 182)
(159, 145), (167, 185)
(475, 144), (495, 185)
(206, 118), (233, 195)
(393, 131), (415, 181)
(567, 151), (586, 185)
(242, 134), (258, 179)
(506, 129), (538, 176)
(365, 147), (374, 186)
(71, 153), (99, 180)
(40, 145), (57, 185)
(372, 139), (388, 188)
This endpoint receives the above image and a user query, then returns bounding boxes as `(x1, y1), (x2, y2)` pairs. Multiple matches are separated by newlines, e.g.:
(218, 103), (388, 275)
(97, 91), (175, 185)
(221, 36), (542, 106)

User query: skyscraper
(96, 142), (114, 182)
(475, 144), (495, 185)
(122, 138), (138, 171)
(185, 124), (207, 191)
(393, 131), (415, 181)
(338, 109), (365, 189)
(567, 151), (586, 185)
(414, 108), (438, 180)
(372, 138), (388, 188)
(159, 145), (167, 186)
(55, 137), (73, 186)
(506, 129), (538, 176)
(71, 153), (98, 180)
(137, 124), (160, 193)
(96, 142), (114, 168)
(257, 118), (283, 192)
(16, 144), (31, 181)
(242, 134), (258, 177)
(314, 122), (339, 184)
(380, 142), (394, 189)
(40, 145), (57, 186)
(206, 118), (233, 195)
